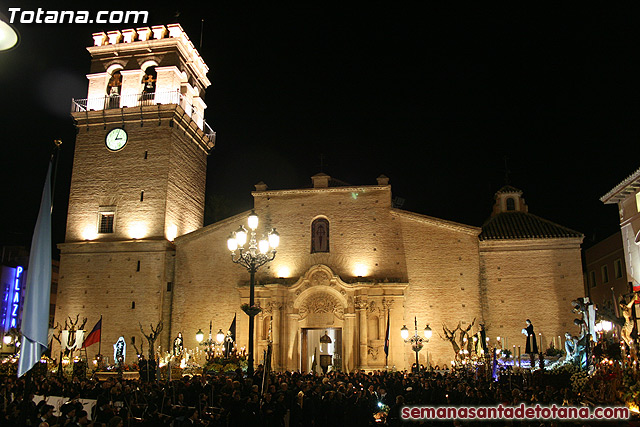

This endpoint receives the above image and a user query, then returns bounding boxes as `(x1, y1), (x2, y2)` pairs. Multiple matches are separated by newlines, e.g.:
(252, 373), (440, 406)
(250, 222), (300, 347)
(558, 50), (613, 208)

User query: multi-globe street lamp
(401, 317), (432, 373)
(195, 321), (226, 361)
(227, 210), (279, 377)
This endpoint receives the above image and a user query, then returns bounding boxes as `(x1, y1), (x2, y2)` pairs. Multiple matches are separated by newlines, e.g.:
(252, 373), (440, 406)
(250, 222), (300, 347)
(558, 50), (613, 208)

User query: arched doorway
(295, 289), (346, 373)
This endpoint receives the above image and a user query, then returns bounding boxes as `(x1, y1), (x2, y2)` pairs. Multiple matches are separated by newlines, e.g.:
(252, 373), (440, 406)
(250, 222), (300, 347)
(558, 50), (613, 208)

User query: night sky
(0, 3), (638, 257)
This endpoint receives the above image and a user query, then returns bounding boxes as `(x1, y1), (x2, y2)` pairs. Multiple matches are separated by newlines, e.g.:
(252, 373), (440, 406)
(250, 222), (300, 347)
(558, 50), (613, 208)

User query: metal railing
(71, 90), (215, 142)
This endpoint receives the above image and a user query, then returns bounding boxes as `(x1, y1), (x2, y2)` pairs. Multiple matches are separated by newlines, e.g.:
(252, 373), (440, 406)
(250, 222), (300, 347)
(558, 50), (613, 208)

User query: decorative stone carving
(354, 296), (368, 310)
(310, 271), (331, 287)
(367, 345), (379, 360)
(368, 300), (379, 314)
(275, 301), (284, 310)
(382, 297), (393, 311)
(266, 301), (283, 313)
(299, 293), (344, 320)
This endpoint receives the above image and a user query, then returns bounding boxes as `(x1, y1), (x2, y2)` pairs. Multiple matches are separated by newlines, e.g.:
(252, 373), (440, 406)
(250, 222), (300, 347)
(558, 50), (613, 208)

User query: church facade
(55, 25), (585, 370)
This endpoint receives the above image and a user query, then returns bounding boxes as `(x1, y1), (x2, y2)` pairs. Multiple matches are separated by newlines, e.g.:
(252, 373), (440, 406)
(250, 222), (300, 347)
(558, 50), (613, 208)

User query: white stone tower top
(75, 24), (212, 138)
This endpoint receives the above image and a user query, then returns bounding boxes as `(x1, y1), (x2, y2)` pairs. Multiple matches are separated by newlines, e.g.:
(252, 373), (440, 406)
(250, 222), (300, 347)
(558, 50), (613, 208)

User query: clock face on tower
(105, 128), (128, 151)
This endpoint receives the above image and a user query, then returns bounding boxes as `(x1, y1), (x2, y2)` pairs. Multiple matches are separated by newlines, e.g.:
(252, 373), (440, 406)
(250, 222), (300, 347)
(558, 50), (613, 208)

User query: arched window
(506, 197), (515, 211)
(105, 68), (122, 109)
(311, 218), (329, 253)
(107, 70), (122, 96)
(141, 66), (157, 104)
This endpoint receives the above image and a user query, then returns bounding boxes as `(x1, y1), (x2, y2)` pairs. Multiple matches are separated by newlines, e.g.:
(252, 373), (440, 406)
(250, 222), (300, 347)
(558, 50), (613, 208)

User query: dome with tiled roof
(479, 211), (583, 240)
(480, 186), (583, 240)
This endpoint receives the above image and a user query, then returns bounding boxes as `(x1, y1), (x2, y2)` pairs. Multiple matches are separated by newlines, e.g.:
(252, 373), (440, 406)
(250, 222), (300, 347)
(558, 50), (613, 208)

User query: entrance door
(301, 328), (342, 373)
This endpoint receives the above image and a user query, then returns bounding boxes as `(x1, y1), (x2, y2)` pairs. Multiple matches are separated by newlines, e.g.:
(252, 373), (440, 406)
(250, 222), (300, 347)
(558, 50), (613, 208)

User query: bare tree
(52, 315), (87, 357)
(440, 319), (477, 361)
(131, 337), (144, 360)
(139, 321), (163, 360)
(460, 318), (476, 355)
(440, 322), (461, 359)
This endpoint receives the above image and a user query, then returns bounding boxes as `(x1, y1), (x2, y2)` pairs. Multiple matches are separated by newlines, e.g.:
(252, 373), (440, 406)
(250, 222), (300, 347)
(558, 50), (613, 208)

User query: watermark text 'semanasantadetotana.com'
(401, 404), (629, 421)
(8, 8), (148, 24)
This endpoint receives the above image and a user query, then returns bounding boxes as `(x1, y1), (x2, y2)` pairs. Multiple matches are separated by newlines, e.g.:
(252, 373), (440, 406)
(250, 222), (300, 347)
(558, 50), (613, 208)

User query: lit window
(615, 259), (623, 279)
(311, 218), (329, 253)
(602, 265), (609, 284)
(636, 193), (640, 213)
(99, 213), (114, 234)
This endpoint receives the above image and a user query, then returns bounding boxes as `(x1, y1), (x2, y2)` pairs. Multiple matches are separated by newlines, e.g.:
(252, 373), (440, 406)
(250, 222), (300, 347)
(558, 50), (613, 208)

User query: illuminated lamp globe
(400, 325), (409, 340)
(247, 210), (259, 230)
(216, 329), (225, 344)
(3, 335), (11, 345)
(258, 238), (269, 254)
(227, 233), (238, 252)
(268, 228), (280, 248)
(195, 329), (204, 343)
(424, 324), (432, 340)
(235, 226), (248, 247)
(0, 20), (18, 51)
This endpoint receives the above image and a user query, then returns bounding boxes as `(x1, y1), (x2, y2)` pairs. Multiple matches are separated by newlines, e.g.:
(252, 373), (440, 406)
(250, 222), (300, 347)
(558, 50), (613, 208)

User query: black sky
(0, 3), (638, 255)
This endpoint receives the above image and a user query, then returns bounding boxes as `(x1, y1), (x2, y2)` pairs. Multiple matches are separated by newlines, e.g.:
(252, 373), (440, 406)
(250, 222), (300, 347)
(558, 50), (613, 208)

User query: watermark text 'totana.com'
(8, 8), (148, 24)
(401, 404), (629, 421)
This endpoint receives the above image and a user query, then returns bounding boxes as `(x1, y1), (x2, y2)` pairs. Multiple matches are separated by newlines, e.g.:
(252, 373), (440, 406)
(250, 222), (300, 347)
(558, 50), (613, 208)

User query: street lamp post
(195, 321), (225, 361)
(401, 317), (432, 373)
(227, 210), (279, 377)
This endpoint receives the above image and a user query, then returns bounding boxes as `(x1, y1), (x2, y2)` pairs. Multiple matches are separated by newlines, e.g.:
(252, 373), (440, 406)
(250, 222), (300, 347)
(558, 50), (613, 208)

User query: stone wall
(396, 211), (482, 367)
(55, 240), (174, 363)
(479, 238), (584, 355)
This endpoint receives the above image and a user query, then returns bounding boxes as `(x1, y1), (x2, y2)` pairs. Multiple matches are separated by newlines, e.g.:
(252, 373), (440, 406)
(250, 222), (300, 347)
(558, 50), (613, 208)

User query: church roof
(600, 166), (640, 204)
(479, 212), (583, 240)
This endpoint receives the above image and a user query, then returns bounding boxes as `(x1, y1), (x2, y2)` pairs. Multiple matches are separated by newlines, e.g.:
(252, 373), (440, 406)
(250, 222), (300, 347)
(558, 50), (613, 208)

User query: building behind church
(54, 25), (585, 370)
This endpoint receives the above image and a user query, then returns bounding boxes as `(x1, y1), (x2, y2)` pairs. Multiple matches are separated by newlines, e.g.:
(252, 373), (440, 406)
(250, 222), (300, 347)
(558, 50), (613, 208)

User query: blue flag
(18, 162), (52, 377)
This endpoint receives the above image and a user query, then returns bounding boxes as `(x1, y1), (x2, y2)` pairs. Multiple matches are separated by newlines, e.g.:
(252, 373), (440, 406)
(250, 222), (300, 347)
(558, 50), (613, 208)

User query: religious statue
(521, 319), (537, 354)
(620, 293), (639, 360)
(113, 336), (126, 366)
(223, 331), (234, 357)
(564, 332), (578, 363)
(173, 332), (184, 357)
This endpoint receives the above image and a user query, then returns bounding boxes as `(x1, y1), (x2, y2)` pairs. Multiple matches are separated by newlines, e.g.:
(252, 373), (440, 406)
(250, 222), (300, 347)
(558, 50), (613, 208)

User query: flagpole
(98, 315), (102, 357)
(385, 308), (389, 368)
(50, 140), (62, 209)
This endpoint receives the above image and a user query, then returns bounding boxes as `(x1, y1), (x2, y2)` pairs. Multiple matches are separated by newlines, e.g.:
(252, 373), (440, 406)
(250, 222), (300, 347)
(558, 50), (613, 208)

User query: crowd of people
(0, 364), (628, 426)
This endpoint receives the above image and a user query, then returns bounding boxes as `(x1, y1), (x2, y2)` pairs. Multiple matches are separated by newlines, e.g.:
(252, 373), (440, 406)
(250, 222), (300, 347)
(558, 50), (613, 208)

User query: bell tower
(56, 24), (214, 361)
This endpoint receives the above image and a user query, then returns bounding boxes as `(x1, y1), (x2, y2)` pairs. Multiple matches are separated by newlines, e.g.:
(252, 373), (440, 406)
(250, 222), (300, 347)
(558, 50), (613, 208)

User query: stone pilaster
(344, 313), (356, 372)
(270, 301), (282, 370)
(355, 297), (368, 369)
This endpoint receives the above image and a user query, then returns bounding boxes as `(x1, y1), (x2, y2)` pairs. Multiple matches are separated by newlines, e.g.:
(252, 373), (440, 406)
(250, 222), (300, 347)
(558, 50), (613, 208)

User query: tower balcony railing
(71, 90), (215, 142)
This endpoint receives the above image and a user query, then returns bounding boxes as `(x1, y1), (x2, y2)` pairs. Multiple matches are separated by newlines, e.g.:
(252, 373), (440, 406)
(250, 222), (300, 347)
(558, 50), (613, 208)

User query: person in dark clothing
(523, 319), (538, 354)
